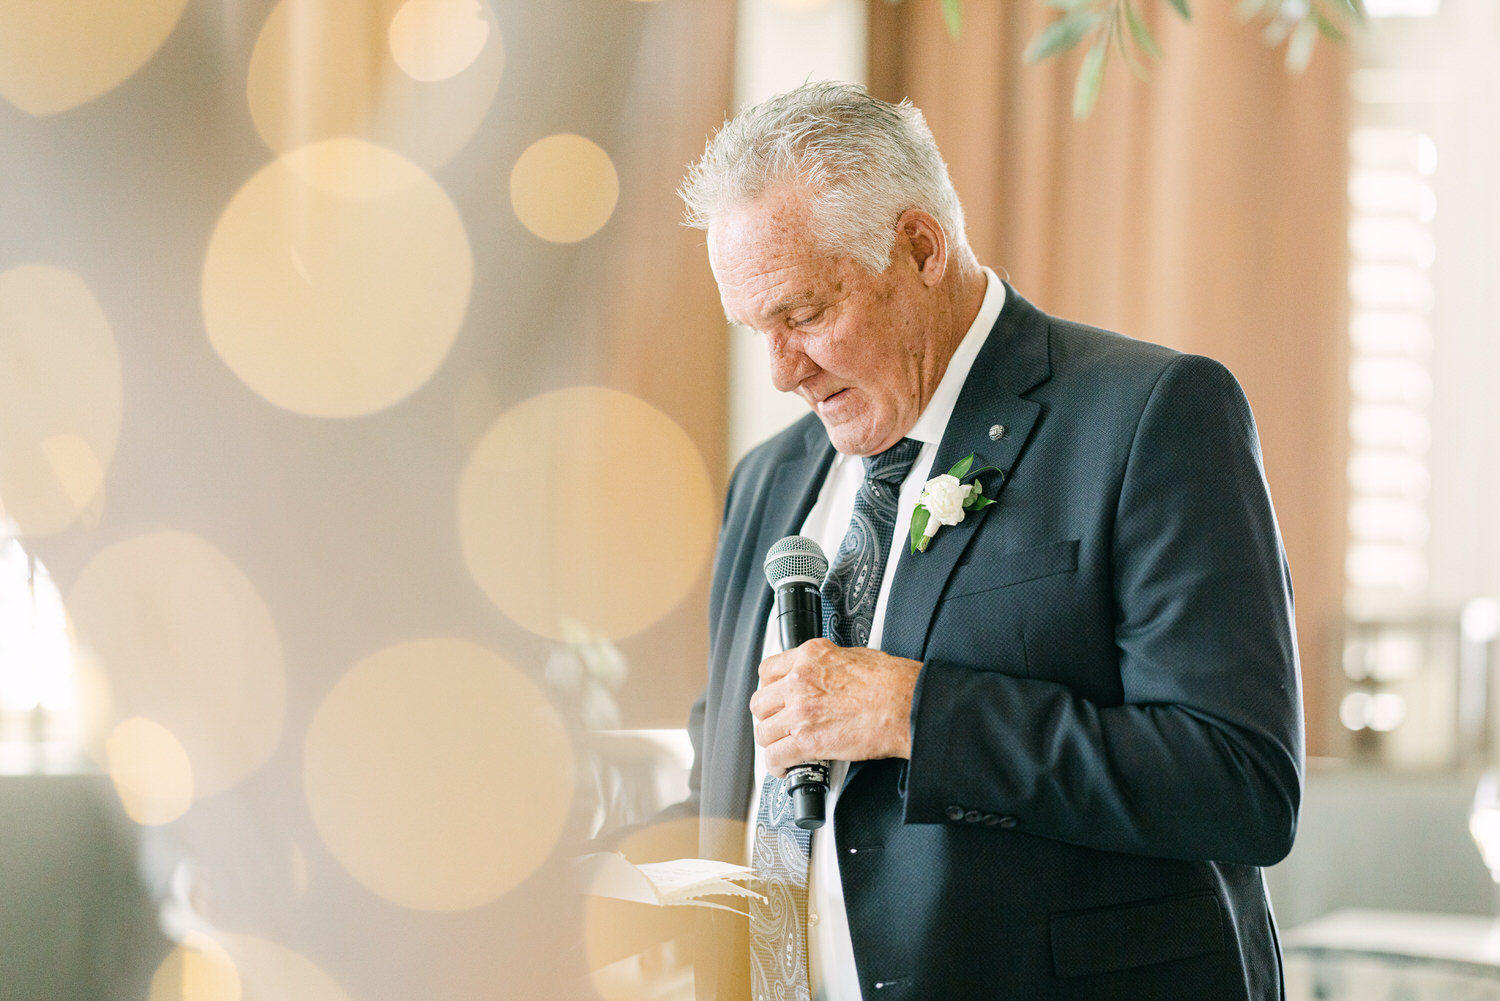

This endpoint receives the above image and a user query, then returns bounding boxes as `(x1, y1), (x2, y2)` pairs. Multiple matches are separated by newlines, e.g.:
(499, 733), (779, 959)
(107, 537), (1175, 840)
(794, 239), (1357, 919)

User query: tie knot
(862, 437), (922, 484)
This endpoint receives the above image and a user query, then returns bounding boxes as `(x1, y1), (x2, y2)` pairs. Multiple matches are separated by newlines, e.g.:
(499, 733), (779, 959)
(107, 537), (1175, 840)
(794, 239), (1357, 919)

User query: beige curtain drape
(870, 0), (1349, 752)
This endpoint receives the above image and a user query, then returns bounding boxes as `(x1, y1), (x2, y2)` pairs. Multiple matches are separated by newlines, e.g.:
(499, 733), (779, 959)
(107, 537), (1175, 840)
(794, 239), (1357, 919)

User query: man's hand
(748, 639), (923, 777)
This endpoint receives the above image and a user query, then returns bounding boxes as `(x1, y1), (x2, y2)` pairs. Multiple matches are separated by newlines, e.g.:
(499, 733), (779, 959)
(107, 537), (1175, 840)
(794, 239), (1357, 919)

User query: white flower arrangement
(909, 453), (999, 553)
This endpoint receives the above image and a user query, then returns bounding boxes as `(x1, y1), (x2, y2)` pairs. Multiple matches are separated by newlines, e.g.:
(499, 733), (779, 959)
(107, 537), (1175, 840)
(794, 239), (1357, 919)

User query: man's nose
(766, 333), (814, 393)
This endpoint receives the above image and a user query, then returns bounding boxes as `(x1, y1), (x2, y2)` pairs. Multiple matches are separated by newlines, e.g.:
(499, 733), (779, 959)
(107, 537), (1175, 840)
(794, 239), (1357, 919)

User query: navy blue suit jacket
(686, 285), (1302, 1000)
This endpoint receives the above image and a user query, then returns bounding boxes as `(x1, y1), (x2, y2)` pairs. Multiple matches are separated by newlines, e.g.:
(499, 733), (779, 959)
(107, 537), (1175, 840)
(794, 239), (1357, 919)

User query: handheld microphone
(763, 535), (831, 830)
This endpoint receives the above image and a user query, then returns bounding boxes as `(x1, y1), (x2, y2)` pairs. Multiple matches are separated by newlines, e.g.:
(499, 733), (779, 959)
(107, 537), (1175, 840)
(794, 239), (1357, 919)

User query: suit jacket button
(945, 805), (965, 821)
(981, 814), (1000, 827)
(998, 815), (1018, 829)
(964, 809), (982, 824)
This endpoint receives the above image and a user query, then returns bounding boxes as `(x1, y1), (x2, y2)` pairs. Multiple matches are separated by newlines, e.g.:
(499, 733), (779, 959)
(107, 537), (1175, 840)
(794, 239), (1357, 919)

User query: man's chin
(818, 417), (883, 457)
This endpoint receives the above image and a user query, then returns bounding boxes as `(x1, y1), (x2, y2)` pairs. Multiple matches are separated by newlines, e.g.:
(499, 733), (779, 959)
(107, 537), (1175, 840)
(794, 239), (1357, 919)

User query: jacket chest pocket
(944, 538), (1079, 598)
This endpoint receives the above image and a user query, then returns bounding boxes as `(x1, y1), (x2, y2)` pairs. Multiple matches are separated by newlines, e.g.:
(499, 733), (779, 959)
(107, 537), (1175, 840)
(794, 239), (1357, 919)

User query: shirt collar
(905, 267), (1004, 446)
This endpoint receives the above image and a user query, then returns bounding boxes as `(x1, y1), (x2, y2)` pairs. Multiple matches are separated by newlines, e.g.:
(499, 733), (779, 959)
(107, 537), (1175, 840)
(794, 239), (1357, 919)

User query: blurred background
(2, 0), (1498, 998)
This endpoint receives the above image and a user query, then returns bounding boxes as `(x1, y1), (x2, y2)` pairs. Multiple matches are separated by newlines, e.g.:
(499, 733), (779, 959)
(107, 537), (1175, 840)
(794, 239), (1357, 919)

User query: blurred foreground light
(202, 139), (471, 417)
(248, 0), (504, 170)
(0, 266), (122, 536)
(150, 932), (241, 1001)
(67, 531), (286, 797)
(459, 387), (716, 642)
(304, 637), (574, 911)
(151, 932), (351, 1001)
(509, 134), (620, 244)
(106, 717), (194, 825)
(0, 0), (189, 115)
(388, 0), (491, 82)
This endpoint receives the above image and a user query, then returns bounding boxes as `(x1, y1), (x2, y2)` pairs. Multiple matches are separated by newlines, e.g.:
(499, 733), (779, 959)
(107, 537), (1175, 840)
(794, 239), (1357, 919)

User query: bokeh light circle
(151, 933), (352, 1001)
(389, 0), (491, 82)
(149, 933), (241, 1001)
(458, 388), (716, 642)
(509, 134), (620, 244)
(0, 0), (190, 115)
(0, 266), (123, 536)
(248, 0), (504, 170)
(202, 138), (472, 418)
(67, 531), (287, 798)
(106, 717), (195, 826)
(304, 637), (574, 911)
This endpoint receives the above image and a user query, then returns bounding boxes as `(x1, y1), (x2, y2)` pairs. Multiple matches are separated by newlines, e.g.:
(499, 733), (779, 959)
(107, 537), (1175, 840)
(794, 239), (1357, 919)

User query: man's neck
(945, 253), (989, 346)
(921, 252), (989, 394)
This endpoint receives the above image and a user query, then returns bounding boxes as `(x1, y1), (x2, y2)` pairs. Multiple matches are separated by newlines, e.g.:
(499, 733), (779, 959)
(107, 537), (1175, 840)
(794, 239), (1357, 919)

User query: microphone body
(764, 536), (832, 830)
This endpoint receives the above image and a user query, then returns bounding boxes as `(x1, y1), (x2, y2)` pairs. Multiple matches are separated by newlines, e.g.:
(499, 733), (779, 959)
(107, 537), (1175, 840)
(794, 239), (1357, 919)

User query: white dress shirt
(745, 269), (1005, 1001)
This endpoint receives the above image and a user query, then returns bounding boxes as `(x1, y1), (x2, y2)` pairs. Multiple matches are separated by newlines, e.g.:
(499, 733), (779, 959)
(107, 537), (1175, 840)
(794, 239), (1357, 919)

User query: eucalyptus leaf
(1123, 0), (1162, 60)
(941, 0), (963, 38)
(1109, 4), (1149, 79)
(1313, 10), (1346, 41)
(1072, 32), (1109, 119)
(1165, 0), (1192, 20)
(1045, 0), (1096, 9)
(1025, 11), (1101, 63)
(910, 507), (931, 554)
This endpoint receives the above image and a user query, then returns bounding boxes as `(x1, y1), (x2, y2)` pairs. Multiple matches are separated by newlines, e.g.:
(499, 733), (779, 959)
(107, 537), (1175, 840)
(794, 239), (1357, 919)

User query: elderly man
(674, 82), (1301, 1001)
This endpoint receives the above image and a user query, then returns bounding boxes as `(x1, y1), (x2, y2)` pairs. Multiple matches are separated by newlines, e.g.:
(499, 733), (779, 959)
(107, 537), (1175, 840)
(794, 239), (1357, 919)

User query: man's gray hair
(679, 81), (967, 274)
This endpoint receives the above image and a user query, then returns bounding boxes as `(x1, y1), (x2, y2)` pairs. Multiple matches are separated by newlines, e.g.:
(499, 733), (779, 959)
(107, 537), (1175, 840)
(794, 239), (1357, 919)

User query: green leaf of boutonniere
(910, 454), (1005, 553)
(909, 505), (932, 554)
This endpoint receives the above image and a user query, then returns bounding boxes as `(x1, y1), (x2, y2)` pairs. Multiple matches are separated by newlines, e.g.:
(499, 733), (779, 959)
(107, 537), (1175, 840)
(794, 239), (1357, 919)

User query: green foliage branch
(891, 0), (1366, 118)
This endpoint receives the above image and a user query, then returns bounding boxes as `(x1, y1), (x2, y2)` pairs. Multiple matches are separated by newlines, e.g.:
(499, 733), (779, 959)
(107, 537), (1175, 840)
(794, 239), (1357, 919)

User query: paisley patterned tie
(822, 437), (923, 647)
(748, 438), (922, 1001)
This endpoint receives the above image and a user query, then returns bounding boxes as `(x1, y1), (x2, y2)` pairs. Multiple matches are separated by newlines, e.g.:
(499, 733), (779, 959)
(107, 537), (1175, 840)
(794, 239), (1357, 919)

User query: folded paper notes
(576, 853), (764, 912)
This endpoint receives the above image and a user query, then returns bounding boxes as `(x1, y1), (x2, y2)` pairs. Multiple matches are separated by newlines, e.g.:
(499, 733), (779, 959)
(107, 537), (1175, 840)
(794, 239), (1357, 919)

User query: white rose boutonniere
(909, 453), (999, 553)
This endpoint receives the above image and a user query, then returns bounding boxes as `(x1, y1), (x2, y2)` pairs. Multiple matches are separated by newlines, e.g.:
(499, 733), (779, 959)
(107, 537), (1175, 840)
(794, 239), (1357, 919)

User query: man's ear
(897, 209), (947, 287)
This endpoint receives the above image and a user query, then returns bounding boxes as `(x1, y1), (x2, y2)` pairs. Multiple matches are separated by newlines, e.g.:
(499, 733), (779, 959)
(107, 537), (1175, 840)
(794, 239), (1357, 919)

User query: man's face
(708, 186), (946, 457)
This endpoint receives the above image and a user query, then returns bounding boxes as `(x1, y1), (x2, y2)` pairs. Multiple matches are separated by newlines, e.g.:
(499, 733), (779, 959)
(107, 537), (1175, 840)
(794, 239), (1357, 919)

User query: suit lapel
(707, 417), (834, 821)
(881, 285), (1053, 663)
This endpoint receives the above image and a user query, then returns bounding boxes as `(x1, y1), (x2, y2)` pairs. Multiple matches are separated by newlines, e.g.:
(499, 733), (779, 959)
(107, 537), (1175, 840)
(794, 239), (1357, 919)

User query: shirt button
(945, 805), (965, 821)
(809, 911), (820, 925)
(964, 809), (982, 824)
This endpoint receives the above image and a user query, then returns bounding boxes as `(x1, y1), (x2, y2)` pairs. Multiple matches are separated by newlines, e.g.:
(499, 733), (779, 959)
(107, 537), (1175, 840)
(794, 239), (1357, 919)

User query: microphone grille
(764, 535), (829, 589)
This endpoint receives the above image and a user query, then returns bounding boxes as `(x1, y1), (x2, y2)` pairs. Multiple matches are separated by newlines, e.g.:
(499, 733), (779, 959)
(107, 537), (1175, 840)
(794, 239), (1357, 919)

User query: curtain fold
(870, 0), (1349, 751)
